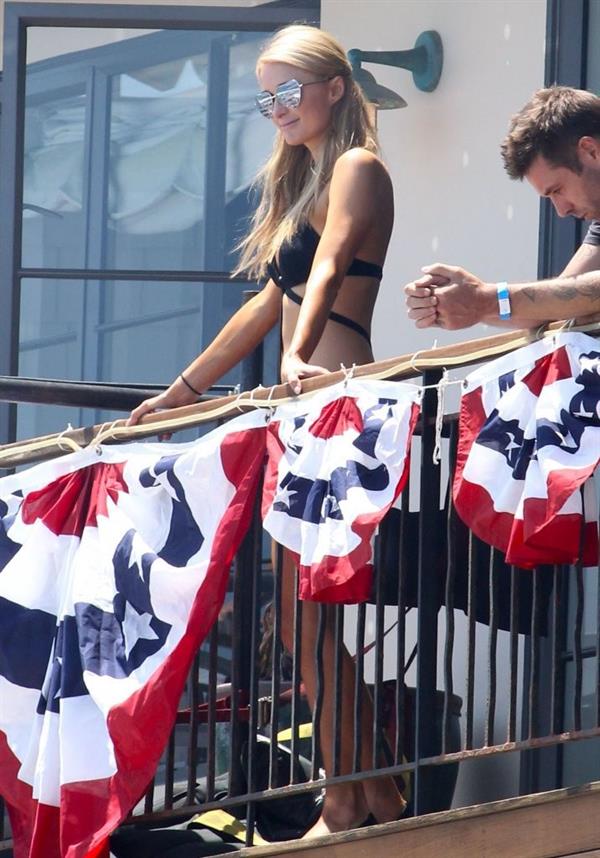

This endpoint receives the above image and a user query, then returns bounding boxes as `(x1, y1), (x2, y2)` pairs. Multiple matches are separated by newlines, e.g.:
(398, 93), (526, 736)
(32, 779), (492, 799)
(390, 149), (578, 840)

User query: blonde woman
(129, 24), (403, 836)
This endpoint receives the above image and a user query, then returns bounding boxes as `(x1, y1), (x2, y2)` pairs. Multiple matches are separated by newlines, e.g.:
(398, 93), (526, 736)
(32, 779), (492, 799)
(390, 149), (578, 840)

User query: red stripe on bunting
(21, 463), (128, 536)
(0, 732), (36, 858)
(308, 396), (364, 439)
(454, 477), (598, 568)
(521, 346), (572, 397)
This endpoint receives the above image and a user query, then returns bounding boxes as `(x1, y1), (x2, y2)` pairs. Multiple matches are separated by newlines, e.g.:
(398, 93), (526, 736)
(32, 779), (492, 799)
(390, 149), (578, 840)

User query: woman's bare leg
(276, 548), (405, 836)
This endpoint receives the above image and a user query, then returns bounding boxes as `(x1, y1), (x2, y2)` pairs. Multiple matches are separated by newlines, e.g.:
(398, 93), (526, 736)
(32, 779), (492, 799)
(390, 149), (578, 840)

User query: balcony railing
(1, 322), (599, 856)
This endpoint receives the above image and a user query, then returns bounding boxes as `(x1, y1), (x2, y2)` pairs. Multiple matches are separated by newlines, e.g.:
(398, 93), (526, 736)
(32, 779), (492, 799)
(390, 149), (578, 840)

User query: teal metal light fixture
(348, 30), (443, 110)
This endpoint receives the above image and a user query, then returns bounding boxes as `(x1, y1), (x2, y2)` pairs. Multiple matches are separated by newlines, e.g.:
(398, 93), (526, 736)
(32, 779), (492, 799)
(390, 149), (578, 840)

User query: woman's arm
(282, 148), (393, 392)
(128, 281), (282, 424)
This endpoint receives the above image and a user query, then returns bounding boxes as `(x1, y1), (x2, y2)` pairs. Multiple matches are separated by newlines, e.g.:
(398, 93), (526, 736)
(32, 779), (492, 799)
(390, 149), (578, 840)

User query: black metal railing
(1, 326), (599, 856)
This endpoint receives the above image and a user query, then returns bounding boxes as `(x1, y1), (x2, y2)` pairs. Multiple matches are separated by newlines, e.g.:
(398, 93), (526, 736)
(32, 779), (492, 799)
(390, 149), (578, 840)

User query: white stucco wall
(322, 0), (547, 360)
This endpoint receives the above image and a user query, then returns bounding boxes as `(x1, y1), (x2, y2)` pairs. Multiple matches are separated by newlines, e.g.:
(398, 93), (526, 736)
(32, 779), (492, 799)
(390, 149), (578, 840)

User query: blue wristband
(496, 282), (511, 320)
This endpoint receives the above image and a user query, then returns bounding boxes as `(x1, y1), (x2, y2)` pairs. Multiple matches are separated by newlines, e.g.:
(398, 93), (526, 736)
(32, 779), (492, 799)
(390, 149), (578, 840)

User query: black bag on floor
(111, 735), (321, 856)
(110, 824), (242, 858)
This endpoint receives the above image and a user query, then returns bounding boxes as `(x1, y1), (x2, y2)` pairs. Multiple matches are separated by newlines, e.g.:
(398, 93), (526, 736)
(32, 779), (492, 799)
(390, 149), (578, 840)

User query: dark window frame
(537, 0), (589, 282)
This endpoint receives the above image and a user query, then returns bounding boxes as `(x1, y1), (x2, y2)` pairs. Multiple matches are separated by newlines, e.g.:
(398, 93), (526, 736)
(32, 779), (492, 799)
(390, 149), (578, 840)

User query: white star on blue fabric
(368, 402), (391, 422)
(573, 401), (595, 419)
(505, 432), (520, 453)
(122, 601), (159, 660)
(579, 355), (600, 374)
(322, 493), (341, 518)
(551, 426), (569, 446)
(276, 483), (297, 509)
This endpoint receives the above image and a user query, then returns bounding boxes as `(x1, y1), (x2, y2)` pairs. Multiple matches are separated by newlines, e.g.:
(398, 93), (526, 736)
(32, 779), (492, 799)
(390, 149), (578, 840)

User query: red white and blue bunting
(454, 332), (600, 567)
(0, 412), (267, 858)
(262, 379), (421, 603)
(1, 331), (599, 856)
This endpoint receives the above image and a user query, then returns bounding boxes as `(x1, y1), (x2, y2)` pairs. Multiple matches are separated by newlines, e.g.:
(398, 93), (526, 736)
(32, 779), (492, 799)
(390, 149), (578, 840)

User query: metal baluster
(373, 533), (386, 771)
(414, 368), (442, 815)
(551, 565), (566, 736)
(290, 568), (303, 783)
(332, 605), (344, 777)
(465, 531), (477, 750)
(396, 492), (408, 767)
(269, 542), (283, 789)
(485, 549), (499, 747)
(229, 292), (263, 802)
(508, 566), (519, 743)
(244, 486), (264, 846)
(573, 488), (588, 734)
(573, 564), (584, 733)
(205, 623), (219, 802)
(353, 601), (367, 773)
(186, 653), (201, 804)
(164, 728), (176, 810)
(312, 604), (326, 781)
(143, 777), (156, 814)
(528, 571), (540, 739)
(443, 421), (458, 754)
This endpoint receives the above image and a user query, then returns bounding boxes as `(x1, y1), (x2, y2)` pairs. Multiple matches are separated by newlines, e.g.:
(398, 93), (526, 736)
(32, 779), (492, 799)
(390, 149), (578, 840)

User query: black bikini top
(266, 221), (382, 344)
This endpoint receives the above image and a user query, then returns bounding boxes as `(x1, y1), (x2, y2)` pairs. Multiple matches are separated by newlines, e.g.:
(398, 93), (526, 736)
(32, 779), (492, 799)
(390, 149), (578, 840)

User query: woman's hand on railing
(280, 351), (330, 395)
(126, 382), (198, 428)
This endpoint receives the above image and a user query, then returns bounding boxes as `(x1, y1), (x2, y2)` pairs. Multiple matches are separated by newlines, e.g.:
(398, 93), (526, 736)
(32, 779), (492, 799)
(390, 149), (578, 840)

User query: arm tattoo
(555, 285), (581, 302)
(523, 280), (600, 305)
(577, 282), (600, 302)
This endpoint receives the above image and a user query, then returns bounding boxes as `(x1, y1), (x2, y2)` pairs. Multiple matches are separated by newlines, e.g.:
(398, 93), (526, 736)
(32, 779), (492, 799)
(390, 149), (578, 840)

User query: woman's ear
(328, 74), (346, 106)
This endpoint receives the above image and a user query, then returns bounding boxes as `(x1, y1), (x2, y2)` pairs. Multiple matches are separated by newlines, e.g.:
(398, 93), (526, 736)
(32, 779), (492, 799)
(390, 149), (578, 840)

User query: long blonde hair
(235, 25), (379, 280)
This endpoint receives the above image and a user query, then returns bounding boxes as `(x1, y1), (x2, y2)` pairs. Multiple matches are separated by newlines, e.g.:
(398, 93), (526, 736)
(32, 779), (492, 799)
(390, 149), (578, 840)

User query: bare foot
(301, 783), (369, 839)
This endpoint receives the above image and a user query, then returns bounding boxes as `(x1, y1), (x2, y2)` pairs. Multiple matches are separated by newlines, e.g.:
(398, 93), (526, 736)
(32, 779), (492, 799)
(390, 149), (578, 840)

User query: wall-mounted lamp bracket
(348, 30), (443, 107)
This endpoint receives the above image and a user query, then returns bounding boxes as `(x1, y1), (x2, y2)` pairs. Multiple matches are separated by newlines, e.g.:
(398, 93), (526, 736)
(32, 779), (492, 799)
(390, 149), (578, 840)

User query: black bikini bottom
(283, 285), (371, 346)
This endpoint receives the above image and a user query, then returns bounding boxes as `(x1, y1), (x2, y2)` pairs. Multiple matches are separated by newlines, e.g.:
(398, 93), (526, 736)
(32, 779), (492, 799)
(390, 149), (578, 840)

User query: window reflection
(22, 29), (274, 272)
(18, 278), (279, 441)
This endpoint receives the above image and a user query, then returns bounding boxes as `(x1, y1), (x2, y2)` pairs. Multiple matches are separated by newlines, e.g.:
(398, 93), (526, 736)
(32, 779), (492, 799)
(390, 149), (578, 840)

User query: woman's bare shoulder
(333, 146), (389, 175)
(331, 147), (391, 195)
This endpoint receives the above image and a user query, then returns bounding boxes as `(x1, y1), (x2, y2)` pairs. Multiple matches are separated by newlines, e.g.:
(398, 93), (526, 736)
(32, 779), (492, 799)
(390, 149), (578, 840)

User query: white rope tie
(233, 388), (254, 413)
(263, 383), (277, 419)
(90, 420), (121, 453)
(55, 425), (83, 455)
(433, 369), (449, 465)
(340, 362), (357, 387)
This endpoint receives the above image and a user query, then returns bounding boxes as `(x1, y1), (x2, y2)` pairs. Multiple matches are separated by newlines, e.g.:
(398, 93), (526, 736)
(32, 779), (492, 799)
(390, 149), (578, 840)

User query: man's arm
(405, 244), (600, 330)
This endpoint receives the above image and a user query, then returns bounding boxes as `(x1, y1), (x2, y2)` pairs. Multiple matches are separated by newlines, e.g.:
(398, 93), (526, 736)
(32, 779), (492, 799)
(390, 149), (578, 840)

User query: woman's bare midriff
(281, 275), (379, 371)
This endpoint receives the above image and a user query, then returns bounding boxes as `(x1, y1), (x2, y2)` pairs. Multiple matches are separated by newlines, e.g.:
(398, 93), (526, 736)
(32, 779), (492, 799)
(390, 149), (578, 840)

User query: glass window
(16, 20), (285, 444)
(588, 0), (600, 93)
(22, 28), (274, 272)
(23, 82), (87, 269)
(18, 277), (279, 440)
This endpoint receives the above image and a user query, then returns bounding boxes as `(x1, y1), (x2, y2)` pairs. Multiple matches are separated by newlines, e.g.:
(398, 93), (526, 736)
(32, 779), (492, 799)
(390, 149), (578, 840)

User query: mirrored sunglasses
(255, 77), (332, 118)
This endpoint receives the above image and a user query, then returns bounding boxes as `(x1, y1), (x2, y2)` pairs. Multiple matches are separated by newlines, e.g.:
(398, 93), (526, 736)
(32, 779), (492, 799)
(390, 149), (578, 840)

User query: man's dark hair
(501, 85), (600, 179)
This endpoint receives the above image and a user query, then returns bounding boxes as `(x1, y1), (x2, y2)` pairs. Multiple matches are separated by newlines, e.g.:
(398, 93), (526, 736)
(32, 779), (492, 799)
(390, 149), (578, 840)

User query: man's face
(526, 142), (600, 221)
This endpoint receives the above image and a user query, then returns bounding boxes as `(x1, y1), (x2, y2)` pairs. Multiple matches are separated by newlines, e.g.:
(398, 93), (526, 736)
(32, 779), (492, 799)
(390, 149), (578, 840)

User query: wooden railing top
(1, 320), (598, 469)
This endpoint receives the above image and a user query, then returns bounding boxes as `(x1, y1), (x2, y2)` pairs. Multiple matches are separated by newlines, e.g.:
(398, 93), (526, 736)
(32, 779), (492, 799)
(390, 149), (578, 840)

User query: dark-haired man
(405, 86), (600, 330)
